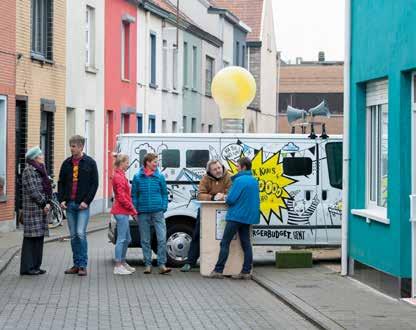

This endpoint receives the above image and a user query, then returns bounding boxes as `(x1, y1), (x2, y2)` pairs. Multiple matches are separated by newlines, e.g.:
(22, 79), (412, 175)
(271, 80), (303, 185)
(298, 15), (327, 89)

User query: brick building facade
(15, 0), (66, 221)
(277, 59), (344, 135)
(0, 0), (16, 231)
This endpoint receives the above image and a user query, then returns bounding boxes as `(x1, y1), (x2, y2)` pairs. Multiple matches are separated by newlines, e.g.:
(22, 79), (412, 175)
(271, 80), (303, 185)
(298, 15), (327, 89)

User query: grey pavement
(254, 264), (416, 329)
(0, 230), (316, 330)
(0, 213), (109, 275)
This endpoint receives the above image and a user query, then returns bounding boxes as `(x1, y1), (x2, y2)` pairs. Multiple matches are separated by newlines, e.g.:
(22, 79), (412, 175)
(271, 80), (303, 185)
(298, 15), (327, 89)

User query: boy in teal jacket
(131, 153), (171, 275)
(211, 157), (260, 279)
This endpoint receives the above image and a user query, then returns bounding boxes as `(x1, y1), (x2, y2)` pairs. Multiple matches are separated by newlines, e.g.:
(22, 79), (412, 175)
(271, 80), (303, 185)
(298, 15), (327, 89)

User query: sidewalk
(0, 213), (109, 274)
(253, 264), (416, 329)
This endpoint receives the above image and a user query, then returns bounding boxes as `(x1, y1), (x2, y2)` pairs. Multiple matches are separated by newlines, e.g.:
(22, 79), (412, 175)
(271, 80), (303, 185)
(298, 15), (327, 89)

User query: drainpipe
(341, 0), (351, 276)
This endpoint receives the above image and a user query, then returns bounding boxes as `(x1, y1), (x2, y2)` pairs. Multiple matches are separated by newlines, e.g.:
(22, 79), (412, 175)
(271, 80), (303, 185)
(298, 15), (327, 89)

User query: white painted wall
(176, 0), (221, 39)
(66, 0), (105, 214)
(161, 23), (184, 133)
(259, 0), (278, 132)
(201, 40), (221, 132)
(137, 9), (163, 133)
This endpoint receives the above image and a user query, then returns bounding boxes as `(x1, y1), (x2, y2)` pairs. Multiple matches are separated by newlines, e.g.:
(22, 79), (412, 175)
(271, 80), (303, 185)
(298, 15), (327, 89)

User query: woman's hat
(25, 146), (43, 160)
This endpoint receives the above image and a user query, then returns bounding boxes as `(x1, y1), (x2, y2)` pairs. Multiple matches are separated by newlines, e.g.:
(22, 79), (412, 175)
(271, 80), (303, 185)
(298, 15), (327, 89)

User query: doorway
(15, 98), (28, 226)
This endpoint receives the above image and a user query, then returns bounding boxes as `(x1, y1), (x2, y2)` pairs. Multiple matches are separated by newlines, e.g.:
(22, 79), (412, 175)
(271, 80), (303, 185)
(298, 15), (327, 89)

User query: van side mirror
(283, 157), (313, 176)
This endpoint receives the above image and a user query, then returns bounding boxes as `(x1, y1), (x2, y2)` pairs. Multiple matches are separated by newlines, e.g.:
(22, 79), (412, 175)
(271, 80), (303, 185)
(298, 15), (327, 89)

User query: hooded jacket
(198, 166), (232, 201)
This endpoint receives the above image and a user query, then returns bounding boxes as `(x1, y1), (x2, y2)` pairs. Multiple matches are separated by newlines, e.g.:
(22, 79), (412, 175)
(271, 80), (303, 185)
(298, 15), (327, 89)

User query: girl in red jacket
(111, 154), (137, 275)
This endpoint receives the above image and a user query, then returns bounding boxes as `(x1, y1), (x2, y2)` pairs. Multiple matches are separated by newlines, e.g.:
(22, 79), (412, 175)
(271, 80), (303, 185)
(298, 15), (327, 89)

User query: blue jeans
(187, 209), (200, 266)
(66, 201), (90, 268)
(214, 221), (253, 274)
(114, 215), (132, 263)
(139, 211), (167, 267)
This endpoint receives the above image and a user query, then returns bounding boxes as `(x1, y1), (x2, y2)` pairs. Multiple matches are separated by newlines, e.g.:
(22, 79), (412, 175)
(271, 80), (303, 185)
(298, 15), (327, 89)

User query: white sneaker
(113, 266), (132, 275)
(123, 263), (136, 273)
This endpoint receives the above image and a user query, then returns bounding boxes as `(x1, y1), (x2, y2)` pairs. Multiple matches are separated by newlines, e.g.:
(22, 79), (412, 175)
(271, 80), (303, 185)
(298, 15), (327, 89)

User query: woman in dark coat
(20, 146), (52, 275)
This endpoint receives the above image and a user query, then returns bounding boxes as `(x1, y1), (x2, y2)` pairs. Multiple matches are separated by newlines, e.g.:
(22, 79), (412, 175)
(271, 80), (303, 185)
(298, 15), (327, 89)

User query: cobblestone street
(0, 231), (315, 330)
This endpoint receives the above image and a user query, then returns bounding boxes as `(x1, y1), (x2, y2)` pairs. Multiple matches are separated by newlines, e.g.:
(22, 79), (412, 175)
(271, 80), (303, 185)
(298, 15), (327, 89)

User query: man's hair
(206, 159), (221, 172)
(69, 135), (85, 147)
(237, 157), (252, 170)
(143, 153), (158, 167)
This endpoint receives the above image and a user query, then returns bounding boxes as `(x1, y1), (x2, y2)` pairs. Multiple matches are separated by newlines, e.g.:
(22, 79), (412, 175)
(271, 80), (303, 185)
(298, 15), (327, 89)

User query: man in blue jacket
(210, 157), (260, 279)
(131, 153), (171, 275)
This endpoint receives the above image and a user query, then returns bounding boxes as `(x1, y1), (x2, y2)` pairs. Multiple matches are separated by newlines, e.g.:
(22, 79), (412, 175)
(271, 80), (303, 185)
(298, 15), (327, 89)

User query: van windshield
(326, 142), (343, 189)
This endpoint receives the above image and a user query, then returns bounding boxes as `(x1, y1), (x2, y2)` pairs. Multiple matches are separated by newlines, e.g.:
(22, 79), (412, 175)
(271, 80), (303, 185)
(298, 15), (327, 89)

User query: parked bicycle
(47, 177), (64, 229)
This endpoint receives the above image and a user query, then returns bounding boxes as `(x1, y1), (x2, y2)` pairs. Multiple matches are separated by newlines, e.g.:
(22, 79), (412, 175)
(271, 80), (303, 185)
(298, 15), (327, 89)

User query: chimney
(318, 51), (325, 62)
(296, 57), (303, 64)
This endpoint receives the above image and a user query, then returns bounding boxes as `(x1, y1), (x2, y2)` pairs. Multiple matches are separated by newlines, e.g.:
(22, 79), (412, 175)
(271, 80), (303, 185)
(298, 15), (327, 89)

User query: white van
(108, 133), (343, 266)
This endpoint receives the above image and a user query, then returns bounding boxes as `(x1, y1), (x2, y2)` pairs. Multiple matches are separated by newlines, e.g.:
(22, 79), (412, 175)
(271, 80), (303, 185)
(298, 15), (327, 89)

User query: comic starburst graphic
(228, 149), (296, 224)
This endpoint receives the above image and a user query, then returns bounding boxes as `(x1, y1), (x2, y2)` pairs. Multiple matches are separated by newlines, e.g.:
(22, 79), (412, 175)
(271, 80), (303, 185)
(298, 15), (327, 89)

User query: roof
(209, 0), (264, 41)
(147, 0), (194, 23)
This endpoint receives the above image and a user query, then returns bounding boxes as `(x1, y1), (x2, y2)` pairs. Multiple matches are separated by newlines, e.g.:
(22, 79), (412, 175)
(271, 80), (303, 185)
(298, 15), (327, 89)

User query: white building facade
(66, 0), (106, 214)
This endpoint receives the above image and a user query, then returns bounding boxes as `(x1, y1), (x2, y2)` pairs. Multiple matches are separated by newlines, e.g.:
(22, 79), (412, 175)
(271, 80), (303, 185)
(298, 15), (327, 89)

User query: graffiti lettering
(253, 229), (306, 240)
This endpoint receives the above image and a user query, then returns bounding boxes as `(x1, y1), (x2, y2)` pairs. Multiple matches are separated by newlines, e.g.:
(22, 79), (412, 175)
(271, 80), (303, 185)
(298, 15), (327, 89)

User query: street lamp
(211, 66), (256, 133)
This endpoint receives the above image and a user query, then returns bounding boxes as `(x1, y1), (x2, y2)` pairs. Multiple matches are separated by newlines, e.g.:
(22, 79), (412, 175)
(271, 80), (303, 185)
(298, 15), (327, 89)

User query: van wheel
(166, 223), (193, 267)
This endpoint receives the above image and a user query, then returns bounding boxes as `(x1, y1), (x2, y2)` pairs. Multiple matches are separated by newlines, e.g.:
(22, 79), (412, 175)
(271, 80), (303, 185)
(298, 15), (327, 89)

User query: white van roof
(117, 133), (343, 140)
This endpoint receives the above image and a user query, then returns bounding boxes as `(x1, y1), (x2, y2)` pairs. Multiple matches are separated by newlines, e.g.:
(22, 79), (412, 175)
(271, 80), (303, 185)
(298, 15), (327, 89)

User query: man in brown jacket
(181, 160), (231, 272)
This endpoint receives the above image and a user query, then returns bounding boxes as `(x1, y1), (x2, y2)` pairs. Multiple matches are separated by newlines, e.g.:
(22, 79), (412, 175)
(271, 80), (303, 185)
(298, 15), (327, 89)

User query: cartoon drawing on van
(119, 134), (342, 249)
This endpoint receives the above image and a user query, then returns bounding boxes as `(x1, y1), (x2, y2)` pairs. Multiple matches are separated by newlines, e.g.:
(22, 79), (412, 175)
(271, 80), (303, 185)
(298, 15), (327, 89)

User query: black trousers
(20, 236), (44, 274)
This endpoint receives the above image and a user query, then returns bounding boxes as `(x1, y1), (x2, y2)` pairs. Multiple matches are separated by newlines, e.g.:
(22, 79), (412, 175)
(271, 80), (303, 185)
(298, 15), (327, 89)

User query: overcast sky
(272, 0), (345, 63)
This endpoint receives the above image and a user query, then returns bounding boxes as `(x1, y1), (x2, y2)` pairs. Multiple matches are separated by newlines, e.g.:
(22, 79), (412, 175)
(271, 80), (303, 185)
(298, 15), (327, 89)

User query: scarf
(144, 167), (155, 177)
(28, 160), (53, 198)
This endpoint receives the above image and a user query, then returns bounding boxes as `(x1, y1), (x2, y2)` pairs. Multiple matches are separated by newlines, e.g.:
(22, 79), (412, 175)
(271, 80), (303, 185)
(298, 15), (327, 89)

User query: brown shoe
(64, 266), (79, 275)
(209, 271), (224, 279)
(231, 273), (252, 280)
(144, 266), (152, 274)
(159, 266), (172, 275)
(78, 267), (88, 276)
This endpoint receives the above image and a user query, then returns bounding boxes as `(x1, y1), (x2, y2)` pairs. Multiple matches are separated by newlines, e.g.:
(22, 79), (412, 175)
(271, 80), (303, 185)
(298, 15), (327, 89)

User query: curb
(252, 273), (345, 330)
(0, 225), (108, 276)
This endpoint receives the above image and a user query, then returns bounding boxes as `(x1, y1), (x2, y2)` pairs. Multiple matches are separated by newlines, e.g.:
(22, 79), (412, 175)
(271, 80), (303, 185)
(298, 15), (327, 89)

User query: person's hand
(79, 202), (88, 210)
(214, 193), (225, 201)
(60, 201), (67, 209)
(44, 204), (51, 215)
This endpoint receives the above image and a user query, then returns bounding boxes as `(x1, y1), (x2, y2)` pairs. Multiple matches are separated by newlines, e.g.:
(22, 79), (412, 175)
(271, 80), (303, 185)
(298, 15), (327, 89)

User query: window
(138, 149), (147, 166)
(121, 22), (130, 80)
(192, 46), (197, 89)
(191, 118), (196, 133)
(162, 120), (167, 133)
(0, 96), (7, 199)
(283, 157), (312, 176)
(150, 33), (157, 86)
(242, 45), (246, 68)
(201, 123), (205, 132)
(84, 110), (95, 157)
(235, 41), (240, 65)
(205, 56), (215, 96)
(148, 115), (156, 133)
(223, 60), (229, 68)
(137, 114), (143, 133)
(183, 42), (188, 86)
(368, 104), (388, 208)
(85, 6), (95, 67)
(31, 0), (53, 60)
(208, 124), (213, 133)
(172, 121), (178, 133)
(182, 116), (187, 132)
(40, 111), (54, 174)
(162, 40), (168, 89)
(121, 114), (129, 133)
(66, 108), (76, 157)
(186, 150), (210, 168)
(162, 149), (180, 168)
(326, 142), (343, 189)
(172, 47), (178, 90)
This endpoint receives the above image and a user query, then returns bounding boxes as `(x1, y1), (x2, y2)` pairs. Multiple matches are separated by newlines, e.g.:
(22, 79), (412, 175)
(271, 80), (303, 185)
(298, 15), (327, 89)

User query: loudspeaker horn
(308, 100), (330, 118)
(287, 106), (308, 125)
